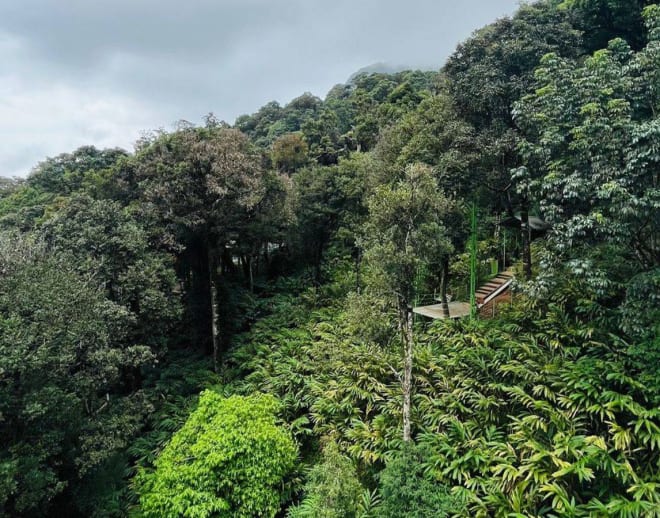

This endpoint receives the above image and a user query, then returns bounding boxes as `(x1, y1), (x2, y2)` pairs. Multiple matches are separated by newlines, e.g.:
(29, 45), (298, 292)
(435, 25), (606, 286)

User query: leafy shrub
(288, 441), (363, 518)
(135, 391), (297, 518)
(378, 443), (462, 518)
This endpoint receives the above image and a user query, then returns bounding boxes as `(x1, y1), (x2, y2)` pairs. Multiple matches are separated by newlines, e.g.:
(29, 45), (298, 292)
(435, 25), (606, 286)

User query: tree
(444, 1), (582, 131)
(561, 0), (654, 51)
(26, 146), (128, 196)
(291, 165), (341, 284)
(272, 133), (309, 173)
(0, 234), (153, 516)
(39, 194), (181, 350)
(0, 146), (128, 232)
(361, 163), (453, 441)
(129, 124), (267, 368)
(444, 1), (584, 275)
(135, 391), (297, 518)
(514, 6), (660, 301)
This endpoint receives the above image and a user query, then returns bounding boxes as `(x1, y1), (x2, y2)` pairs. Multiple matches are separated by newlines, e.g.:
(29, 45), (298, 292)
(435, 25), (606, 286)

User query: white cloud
(0, 77), (157, 176)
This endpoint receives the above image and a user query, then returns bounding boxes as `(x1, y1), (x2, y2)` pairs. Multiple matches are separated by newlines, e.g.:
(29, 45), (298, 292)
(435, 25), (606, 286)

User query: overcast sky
(0, 0), (520, 178)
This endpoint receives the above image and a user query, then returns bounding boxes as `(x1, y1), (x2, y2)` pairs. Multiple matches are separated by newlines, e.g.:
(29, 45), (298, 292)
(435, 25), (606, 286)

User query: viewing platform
(413, 270), (514, 320)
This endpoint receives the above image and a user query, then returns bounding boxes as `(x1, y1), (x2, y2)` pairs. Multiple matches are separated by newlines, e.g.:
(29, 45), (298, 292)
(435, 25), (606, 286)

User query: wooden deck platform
(413, 301), (472, 320)
(413, 269), (516, 320)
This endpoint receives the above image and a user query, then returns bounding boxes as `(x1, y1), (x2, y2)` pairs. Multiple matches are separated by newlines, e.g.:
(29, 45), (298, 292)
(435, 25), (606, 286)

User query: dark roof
(501, 215), (552, 231)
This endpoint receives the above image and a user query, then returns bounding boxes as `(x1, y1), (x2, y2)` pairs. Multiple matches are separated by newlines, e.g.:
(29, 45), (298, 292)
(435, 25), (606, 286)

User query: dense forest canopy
(0, 1), (658, 516)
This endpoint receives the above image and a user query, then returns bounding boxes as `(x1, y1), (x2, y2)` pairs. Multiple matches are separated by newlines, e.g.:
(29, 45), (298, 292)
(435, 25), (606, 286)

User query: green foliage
(378, 443), (462, 517)
(288, 442), (363, 518)
(26, 146), (128, 195)
(561, 0), (654, 51)
(39, 194), (182, 348)
(2, 2), (660, 516)
(361, 163), (455, 307)
(374, 92), (480, 198)
(229, 278), (660, 517)
(135, 391), (297, 518)
(415, 308), (660, 517)
(272, 133), (309, 173)
(514, 8), (660, 325)
(0, 234), (154, 515)
(129, 125), (265, 243)
(227, 283), (402, 464)
(444, 1), (582, 130)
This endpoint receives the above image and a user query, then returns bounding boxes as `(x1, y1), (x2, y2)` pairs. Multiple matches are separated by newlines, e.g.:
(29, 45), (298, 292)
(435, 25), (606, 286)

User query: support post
(521, 204), (532, 280)
(439, 257), (450, 318)
(469, 203), (478, 320)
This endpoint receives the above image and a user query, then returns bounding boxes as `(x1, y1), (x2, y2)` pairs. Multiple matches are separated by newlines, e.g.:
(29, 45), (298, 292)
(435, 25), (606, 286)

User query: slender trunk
(439, 257), (450, 318)
(401, 305), (413, 442)
(240, 255), (249, 279)
(355, 248), (362, 294)
(208, 248), (220, 373)
(521, 203), (532, 280)
(248, 255), (254, 293)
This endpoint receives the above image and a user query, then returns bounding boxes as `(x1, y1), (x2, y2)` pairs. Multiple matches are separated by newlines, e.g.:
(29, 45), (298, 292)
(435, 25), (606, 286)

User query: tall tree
(39, 194), (181, 350)
(129, 123), (267, 368)
(514, 6), (660, 303)
(362, 163), (453, 441)
(444, 1), (583, 274)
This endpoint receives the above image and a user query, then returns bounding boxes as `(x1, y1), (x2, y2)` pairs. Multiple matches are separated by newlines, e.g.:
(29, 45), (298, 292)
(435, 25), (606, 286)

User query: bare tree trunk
(401, 305), (413, 442)
(439, 257), (450, 318)
(248, 255), (254, 293)
(521, 204), (532, 280)
(208, 248), (220, 373)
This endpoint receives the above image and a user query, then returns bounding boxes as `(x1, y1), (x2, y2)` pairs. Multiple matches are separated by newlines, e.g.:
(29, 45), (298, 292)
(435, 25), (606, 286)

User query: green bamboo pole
(470, 203), (478, 320)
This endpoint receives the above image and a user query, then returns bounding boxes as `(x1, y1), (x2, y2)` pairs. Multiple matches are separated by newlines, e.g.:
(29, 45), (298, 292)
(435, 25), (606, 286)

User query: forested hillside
(0, 1), (658, 516)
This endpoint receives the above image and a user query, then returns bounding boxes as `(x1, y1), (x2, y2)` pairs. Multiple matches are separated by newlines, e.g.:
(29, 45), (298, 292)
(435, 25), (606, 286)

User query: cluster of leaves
(0, 234), (155, 515)
(135, 391), (297, 518)
(416, 306), (660, 516)
(226, 277), (660, 516)
(1, 0), (659, 515)
(287, 441), (366, 518)
(514, 8), (660, 322)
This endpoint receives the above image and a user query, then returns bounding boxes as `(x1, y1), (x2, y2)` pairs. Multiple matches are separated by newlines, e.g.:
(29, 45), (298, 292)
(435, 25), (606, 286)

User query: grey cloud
(0, 0), (519, 177)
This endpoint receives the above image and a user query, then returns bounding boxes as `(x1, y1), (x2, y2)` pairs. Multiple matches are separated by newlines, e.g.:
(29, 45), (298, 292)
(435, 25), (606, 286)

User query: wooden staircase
(475, 271), (513, 307)
(413, 270), (515, 321)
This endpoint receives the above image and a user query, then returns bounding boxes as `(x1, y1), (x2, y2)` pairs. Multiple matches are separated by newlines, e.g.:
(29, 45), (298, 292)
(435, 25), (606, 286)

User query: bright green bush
(135, 391), (297, 518)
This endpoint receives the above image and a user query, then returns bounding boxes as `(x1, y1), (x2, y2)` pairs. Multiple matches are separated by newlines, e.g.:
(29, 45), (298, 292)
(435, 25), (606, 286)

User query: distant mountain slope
(347, 62), (435, 82)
